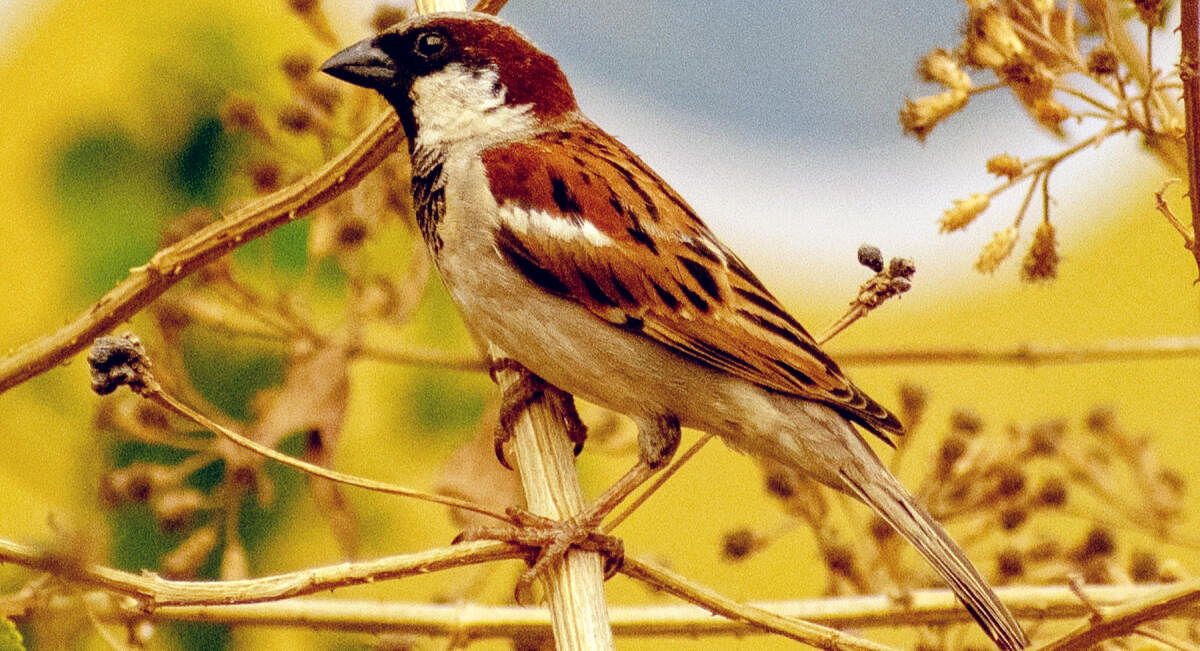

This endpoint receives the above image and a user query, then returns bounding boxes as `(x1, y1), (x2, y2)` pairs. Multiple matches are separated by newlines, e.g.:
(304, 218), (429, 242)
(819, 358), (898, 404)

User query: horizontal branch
(0, 537), (520, 607)
(63, 581), (1200, 642)
(832, 335), (1200, 366)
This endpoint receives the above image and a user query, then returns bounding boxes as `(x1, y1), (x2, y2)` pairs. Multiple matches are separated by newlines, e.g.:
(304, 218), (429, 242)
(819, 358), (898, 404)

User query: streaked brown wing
(481, 123), (902, 441)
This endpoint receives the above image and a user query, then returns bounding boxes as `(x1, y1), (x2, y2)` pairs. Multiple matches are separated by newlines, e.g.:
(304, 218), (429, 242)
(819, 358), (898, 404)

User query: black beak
(321, 39), (397, 90)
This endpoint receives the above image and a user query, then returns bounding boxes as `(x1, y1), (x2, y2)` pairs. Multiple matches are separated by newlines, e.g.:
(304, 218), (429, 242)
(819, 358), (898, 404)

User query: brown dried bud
(938, 435), (969, 475)
(248, 160), (283, 194)
(900, 89), (969, 141)
(280, 52), (314, 82)
(337, 219), (370, 249)
(219, 97), (266, 135)
(975, 227), (1019, 274)
(1076, 526), (1116, 560)
(986, 154), (1023, 180)
(1027, 539), (1060, 561)
(898, 383), (929, 428)
(994, 464), (1026, 497)
(1129, 549), (1159, 583)
(1028, 418), (1064, 455)
(919, 48), (972, 91)
(162, 526), (219, 578)
(371, 5), (409, 32)
(99, 463), (174, 506)
(999, 508), (1028, 530)
(1032, 98), (1071, 133)
(1036, 477), (1068, 507)
(965, 9), (1028, 68)
(278, 104), (314, 134)
(287, 0), (318, 15)
(996, 548), (1024, 579)
(870, 516), (896, 542)
(940, 193), (990, 232)
(950, 408), (984, 435)
(888, 257), (916, 279)
(1084, 405), (1117, 433)
(824, 543), (857, 579)
(1134, 0), (1165, 26)
(1087, 45), (1119, 76)
(857, 244), (884, 272)
(722, 528), (761, 561)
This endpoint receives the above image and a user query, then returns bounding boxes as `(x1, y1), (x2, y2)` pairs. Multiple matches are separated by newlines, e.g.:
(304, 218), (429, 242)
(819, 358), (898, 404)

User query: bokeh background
(0, 0), (1197, 649)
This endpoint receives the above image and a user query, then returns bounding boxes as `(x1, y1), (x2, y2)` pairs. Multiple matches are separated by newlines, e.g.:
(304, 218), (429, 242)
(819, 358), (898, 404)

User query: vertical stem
(1180, 0), (1200, 276)
(488, 344), (615, 650)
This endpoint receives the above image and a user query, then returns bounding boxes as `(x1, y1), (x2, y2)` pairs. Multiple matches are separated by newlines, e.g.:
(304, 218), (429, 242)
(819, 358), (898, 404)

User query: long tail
(838, 464), (1029, 650)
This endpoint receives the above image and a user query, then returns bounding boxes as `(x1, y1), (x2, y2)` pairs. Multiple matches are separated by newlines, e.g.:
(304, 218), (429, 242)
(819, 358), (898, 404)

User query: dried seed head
(219, 97), (267, 137)
(1087, 45), (1119, 76)
(371, 5), (409, 32)
(994, 464), (1026, 497)
(1021, 221), (1059, 281)
(722, 528), (760, 561)
(99, 463), (174, 507)
(1032, 98), (1071, 133)
(825, 543), (857, 579)
(919, 48), (972, 91)
(965, 9), (1028, 68)
(940, 193), (991, 232)
(1036, 477), (1068, 507)
(938, 435), (969, 476)
(280, 52), (314, 82)
(888, 257), (916, 279)
(249, 160), (283, 194)
(857, 244), (884, 272)
(900, 89), (969, 141)
(996, 548), (1024, 579)
(287, 0), (318, 15)
(1130, 549), (1160, 583)
(1028, 418), (1065, 455)
(1076, 526), (1116, 559)
(999, 507), (1028, 530)
(1027, 539), (1060, 561)
(1085, 404), (1117, 433)
(1134, 0), (1165, 26)
(950, 408), (984, 435)
(975, 226), (1019, 273)
(278, 104), (314, 134)
(151, 488), (207, 533)
(898, 383), (929, 427)
(870, 516), (896, 542)
(986, 153), (1023, 180)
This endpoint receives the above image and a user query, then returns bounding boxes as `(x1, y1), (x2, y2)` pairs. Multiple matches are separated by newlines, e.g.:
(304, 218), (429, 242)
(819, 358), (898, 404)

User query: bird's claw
(490, 359), (587, 470)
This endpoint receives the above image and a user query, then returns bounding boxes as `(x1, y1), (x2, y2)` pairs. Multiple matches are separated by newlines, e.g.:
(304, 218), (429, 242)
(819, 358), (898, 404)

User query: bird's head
(322, 12), (578, 148)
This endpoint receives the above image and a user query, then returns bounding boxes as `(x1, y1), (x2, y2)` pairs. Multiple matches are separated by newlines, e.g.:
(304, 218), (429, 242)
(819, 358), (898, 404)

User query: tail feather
(838, 467), (1029, 650)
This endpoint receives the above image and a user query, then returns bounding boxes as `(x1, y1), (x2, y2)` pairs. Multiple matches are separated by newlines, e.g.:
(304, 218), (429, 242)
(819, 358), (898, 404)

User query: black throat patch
(410, 144), (446, 254)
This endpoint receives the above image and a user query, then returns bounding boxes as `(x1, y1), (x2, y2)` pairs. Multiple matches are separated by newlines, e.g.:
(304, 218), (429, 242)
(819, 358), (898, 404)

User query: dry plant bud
(1035, 477), (1068, 507)
(937, 435), (969, 476)
(371, 5), (410, 32)
(1129, 549), (1160, 582)
(994, 464), (1026, 497)
(965, 9), (1028, 68)
(1001, 60), (1056, 107)
(1085, 404), (1117, 433)
(721, 528), (762, 561)
(1134, 0), (1165, 26)
(161, 526), (219, 578)
(996, 548), (1024, 580)
(900, 89), (969, 141)
(897, 383), (929, 428)
(869, 515), (896, 542)
(975, 226), (1019, 273)
(986, 153), (1023, 180)
(280, 52), (315, 82)
(1000, 508), (1028, 530)
(919, 48), (972, 91)
(824, 543), (858, 579)
(950, 408), (984, 435)
(1027, 418), (1064, 455)
(857, 244), (884, 272)
(278, 103), (315, 134)
(249, 159), (283, 194)
(1021, 221), (1059, 281)
(218, 97), (271, 142)
(99, 462), (175, 506)
(1032, 98), (1071, 133)
(764, 468), (797, 499)
(888, 256), (916, 278)
(287, 0), (318, 15)
(151, 488), (207, 533)
(1087, 45), (1119, 76)
(940, 193), (990, 232)
(1075, 526), (1116, 560)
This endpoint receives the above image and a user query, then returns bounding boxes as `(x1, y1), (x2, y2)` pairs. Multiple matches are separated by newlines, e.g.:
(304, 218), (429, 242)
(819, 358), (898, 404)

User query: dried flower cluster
(726, 389), (1191, 647)
(905, 0), (1188, 279)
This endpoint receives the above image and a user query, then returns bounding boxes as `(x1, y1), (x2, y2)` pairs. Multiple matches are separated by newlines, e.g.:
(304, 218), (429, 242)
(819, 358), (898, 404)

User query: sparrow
(322, 12), (1028, 650)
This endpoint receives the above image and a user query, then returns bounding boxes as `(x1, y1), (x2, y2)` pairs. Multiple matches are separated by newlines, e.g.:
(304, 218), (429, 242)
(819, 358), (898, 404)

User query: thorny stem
(1180, 0), (1200, 276)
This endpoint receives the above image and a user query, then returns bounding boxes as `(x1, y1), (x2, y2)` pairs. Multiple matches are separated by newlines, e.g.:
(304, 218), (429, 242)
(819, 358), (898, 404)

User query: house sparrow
(322, 12), (1028, 650)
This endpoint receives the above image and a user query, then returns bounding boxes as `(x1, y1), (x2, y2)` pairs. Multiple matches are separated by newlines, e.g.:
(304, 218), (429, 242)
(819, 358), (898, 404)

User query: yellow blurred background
(0, 0), (1197, 649)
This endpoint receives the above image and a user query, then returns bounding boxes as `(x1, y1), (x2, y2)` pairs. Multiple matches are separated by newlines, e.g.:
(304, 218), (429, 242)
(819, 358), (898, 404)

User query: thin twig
(831, 335), (1200, 366)
(1179, 0), (1200, 276)
(1035, 578), (1200, 650)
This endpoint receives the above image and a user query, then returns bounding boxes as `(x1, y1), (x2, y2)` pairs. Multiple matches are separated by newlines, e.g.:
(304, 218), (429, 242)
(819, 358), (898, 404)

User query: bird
(321, 12), (1029, 650)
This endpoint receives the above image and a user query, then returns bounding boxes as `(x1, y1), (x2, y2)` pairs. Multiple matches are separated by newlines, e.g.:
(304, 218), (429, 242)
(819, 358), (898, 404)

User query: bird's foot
(490, 358), (587, 469)
(455, 506), (624, 603)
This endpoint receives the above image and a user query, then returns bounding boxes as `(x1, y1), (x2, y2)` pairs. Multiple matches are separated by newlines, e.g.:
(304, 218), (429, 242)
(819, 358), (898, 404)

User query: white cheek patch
(499, 203), (615, 247)
(410, 63), (536, 147)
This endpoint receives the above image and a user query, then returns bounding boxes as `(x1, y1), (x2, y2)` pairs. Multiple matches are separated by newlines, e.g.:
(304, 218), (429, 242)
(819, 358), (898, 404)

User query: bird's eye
(414, 32), (447, 58)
